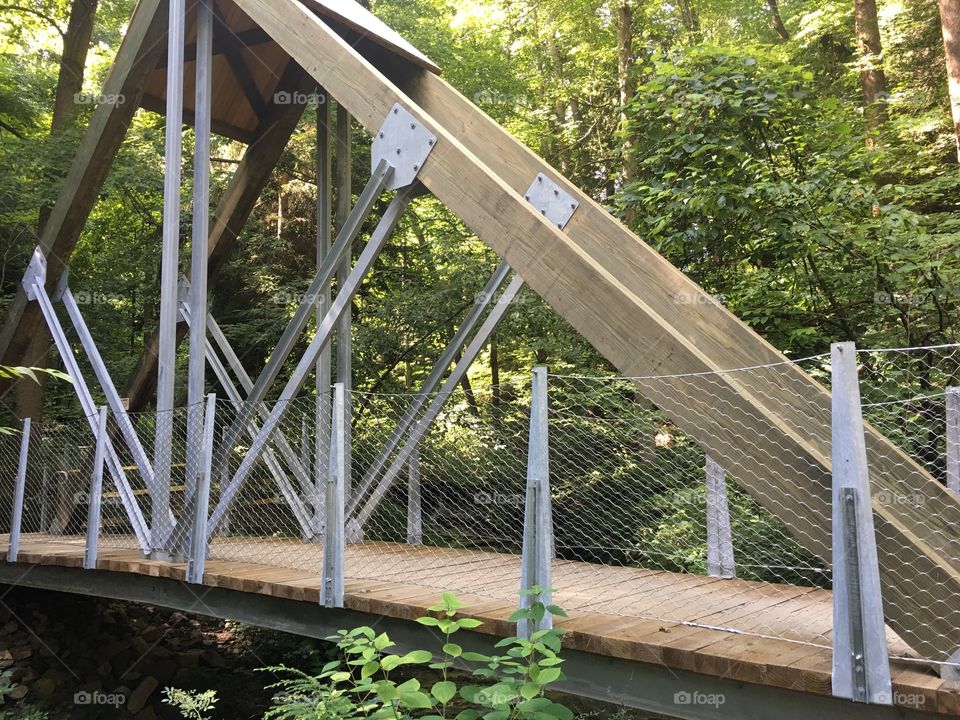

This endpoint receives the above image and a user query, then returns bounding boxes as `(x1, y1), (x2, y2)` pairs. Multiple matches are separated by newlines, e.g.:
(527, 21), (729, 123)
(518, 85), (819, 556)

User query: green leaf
(360, 660), (380, 678)
(398, 690), (433, 709)
(431, 680), (457, 704)
(457, 618), (484, 629)
(416, 616), (441, 627)
(535, 668), (562, 685)
(520, 682), (541, 700)
(442, 642), (463, 658)
(401, 649), (432, 664)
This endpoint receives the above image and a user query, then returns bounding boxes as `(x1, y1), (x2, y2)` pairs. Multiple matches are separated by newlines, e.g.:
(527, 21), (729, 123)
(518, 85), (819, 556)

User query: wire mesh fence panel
(1, 341), (958, 669)
(853, 345), (960, 665)
(207, 394), (325, 572)
(0, 419), (93, 555)
(346, 386), (528, 597)
(547, 372), (835, 650)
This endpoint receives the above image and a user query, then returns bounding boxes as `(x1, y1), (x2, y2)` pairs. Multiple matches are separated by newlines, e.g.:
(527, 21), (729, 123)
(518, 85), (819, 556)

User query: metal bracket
(177, 276), (191, 304)
(372, 104), (436, 190)
(22, 248), (46, 300)
(524, 173), (579, 230)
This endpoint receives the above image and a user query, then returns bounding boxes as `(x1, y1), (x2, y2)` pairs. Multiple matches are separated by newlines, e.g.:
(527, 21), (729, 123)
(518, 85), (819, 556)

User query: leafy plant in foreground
(263, 590), (570, 720)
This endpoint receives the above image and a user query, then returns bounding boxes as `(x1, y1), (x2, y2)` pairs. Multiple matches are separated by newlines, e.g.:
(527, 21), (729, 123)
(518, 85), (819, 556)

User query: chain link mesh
(1, 342), (959, 669)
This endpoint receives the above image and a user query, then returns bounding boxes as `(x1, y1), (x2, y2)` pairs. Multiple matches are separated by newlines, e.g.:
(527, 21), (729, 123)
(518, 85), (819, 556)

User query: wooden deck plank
(0, 534), (948, 714)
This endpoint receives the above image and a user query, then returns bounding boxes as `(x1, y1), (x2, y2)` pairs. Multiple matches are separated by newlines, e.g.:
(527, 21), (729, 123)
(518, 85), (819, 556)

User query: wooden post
(321, 383), (346, 607)
(947, 387), (959, 495)
(186, 0), (213, 497)
(830, 342), (891, 704)
(154, 0), (186, 551)
(8, 418), (31, 563)
(187, 394), (217, 584)
(705, 456), (736, 579)
(83, 407), (108, 570)
(518, 366), (553, 638)
(406, 446), (422, 545)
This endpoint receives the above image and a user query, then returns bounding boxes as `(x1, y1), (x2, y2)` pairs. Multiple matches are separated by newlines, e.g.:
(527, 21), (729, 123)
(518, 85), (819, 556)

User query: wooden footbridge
(0, 533), (953, 720)
(2, 0), (960, 718)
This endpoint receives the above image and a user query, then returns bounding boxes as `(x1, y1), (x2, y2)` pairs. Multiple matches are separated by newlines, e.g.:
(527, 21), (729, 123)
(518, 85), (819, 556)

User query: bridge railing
(3, 341), (960, 697)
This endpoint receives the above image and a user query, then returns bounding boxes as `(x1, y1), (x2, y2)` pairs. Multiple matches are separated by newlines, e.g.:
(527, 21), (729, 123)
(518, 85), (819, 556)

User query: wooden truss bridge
(1, 0), (960, 718)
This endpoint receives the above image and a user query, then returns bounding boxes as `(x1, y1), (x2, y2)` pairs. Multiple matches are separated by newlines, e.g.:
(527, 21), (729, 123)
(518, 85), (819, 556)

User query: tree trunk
(617, 0), (638, 224)
(16, 0), (99, 423)
(678, 0), (700, 34)
(939, 0), (960, 161)
(765, 0), (789, 41)
(853, 0), (888, 141)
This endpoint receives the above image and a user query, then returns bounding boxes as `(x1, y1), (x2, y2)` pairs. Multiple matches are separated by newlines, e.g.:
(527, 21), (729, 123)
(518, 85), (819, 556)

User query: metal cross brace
(21, 249), (151, 552)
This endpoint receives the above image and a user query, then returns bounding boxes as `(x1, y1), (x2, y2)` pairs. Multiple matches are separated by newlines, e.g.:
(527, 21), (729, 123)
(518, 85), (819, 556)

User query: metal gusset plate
(524, 172), (579, 230)
(372, 103), (437, 190)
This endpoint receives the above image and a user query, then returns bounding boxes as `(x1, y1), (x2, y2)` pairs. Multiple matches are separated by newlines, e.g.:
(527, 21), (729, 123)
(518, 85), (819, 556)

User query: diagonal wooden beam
(123, 61), (310, 411)
(211, 0), (268, 118)
(0, 0), (167, 372)
(233, 0), (960, 663)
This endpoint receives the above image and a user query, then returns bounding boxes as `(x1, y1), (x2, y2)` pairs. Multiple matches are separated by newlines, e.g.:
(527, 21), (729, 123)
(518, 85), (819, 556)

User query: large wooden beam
(0, 0), (167, 371)
(124, 62), (309, 411)
(233, 0), (960, 662)
(388, 66), (960, 588)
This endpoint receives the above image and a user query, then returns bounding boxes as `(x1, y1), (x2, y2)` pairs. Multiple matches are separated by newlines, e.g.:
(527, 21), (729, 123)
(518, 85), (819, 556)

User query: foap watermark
(74, 690), (126, 708)
(73, 290), (125, 305)
(74, 92), (126, 107)
(873, 291), (925, 308)
(273, 90), (327, 106)
(272, 290), (324, 306)
(673, 690), (725, 708)
(474, 288), (533, 307)
(672, 291), (727, 306)
(875, 489), (927, 508)
(876, 690), (927, 707)
(473, 89), (528, 110)
(474, 491), (523, 508)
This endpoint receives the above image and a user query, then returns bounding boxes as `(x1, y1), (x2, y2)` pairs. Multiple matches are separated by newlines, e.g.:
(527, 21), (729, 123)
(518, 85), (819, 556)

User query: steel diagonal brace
(178, 278), (314, 500)
(177, 295), (315, 538)
(21, 249), (151, 552)
(351, 273), (525, 532)
(206, 184), (419, 539)
(214, 159), (395, 474)
(346, 260), (512, 517)
(54, 274), (160, 506)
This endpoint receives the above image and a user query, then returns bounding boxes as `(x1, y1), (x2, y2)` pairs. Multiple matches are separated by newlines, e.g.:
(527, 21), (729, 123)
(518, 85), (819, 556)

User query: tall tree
(765, 0), (789, 41)
(853, 0), (888, 141)
(616, 0), (637, 224)
(16, 0), (100, 422)
(939, 0), (960, 161)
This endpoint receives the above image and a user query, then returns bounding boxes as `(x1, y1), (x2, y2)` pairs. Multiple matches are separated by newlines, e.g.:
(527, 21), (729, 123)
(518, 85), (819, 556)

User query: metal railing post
(187, 394), (217, 584)
(83, 407), (109, 570)
(947, 386), (959, 495)
(830, 342), (891, 704)
(518, 366), (553, 638)
(8, 418), (31, 563)
(406, 446), (422, 545)
(705, 456), (736, 579)
(321, 383), (346, 607)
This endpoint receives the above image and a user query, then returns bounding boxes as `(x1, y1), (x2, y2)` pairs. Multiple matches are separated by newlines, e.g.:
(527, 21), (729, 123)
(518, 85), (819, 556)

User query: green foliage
(163, 687), (219, 720)
(619, 45), (960, 352)
(264, 592), (571, 720)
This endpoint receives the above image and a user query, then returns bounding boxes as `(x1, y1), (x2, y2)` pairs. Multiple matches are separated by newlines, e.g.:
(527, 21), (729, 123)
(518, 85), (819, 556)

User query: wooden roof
(141, 0), (439, 142)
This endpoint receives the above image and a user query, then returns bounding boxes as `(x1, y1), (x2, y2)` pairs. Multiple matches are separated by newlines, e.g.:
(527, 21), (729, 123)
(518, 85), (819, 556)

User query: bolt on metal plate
(524, 173), (579, 230)
(372, 104), (437, 190)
